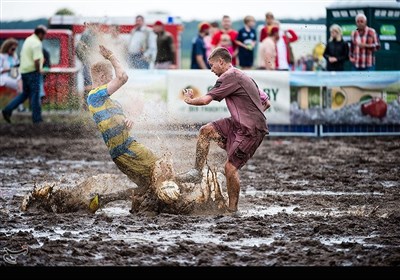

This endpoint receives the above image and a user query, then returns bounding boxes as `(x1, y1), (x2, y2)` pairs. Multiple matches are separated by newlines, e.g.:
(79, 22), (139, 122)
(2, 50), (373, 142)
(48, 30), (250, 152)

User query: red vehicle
(0, 29), (78, 106)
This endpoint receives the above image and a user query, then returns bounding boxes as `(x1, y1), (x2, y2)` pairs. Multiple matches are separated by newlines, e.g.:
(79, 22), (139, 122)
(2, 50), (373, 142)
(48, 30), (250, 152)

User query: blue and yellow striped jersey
(87, 85), (136, 159)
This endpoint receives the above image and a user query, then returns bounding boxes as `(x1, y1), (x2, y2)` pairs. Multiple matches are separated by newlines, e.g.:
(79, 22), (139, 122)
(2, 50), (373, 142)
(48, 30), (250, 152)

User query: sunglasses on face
(10, 47), (17, 51)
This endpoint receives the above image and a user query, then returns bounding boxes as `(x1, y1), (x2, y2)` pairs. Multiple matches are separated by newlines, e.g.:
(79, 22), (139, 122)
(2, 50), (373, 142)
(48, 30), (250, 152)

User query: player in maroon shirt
(178, 47), (269, 213)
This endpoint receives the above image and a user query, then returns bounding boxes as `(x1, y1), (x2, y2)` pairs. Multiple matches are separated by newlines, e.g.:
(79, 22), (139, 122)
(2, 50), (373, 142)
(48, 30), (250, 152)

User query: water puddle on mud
(380, 181), (398, 188)
(243, 186), (384, 197)
(315, 235), (399, 250)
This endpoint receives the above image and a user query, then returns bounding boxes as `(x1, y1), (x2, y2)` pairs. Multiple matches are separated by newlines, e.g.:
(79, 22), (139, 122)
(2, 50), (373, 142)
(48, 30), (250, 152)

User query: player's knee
(224, 161), (237, 176)
(199, 124), (216, 138)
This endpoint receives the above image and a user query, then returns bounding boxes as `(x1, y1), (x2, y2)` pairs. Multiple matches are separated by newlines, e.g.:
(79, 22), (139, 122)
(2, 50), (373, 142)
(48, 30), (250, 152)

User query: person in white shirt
(127, 15), (157, 69)
(258, 26), (280, 70)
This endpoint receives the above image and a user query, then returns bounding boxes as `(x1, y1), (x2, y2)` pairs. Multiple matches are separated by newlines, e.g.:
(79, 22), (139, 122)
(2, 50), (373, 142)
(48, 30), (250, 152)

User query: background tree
(55, 8), (75, 16)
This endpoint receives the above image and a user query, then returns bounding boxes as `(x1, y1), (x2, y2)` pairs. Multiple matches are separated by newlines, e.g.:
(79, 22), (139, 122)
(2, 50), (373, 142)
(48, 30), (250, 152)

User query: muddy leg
(130, 187), (148, 213)
(225, 161), (240, 212)
(99, 189), (133, 205)
(194, 124), (222, 170)
(178, 124), (222, 183)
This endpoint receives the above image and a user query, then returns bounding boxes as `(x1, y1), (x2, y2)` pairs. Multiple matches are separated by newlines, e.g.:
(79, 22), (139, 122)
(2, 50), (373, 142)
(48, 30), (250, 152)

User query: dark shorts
(212, 118), (267, 170)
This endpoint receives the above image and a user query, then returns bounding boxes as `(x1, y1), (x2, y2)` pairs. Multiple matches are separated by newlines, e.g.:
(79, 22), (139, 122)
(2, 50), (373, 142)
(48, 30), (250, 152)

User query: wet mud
(1, 114), (400, 266)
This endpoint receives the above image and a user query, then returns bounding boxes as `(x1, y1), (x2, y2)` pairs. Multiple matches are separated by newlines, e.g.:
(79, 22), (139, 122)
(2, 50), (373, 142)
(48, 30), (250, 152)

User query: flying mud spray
(21, 23), (228, 215)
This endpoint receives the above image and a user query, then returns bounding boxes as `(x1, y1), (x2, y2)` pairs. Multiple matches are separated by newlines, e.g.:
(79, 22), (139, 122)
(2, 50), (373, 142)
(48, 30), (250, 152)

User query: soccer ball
(156, 180), (180, 204)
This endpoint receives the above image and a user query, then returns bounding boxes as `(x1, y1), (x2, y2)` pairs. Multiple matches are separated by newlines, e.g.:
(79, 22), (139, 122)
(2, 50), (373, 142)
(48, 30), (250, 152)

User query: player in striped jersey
(87, 45), (180, 212)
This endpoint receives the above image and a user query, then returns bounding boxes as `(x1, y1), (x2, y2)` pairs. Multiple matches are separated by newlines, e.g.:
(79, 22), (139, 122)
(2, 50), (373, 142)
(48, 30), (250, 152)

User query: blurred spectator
(127, 15), (157, 69)
(294, 56), (306, 71)
(304, 54), (315, 71)
(259, 12), (275, 42)
(2, 25), (47, 124)
(349, 13), (380, 71)
(204, 21), (219, 59)
(0, 38), (23, 111)
(235, 15), (257, 70)
(211, 15), (238, 66)
(312, 42), (326, 71)
(190, 22), (211, 69)
(220, 34), (234, 56)
(76, 22), (101, 93)
(274, 21), (298, 71)
(153, 20), (176, 69)
(323, 24), (349, 71)
(258, 26), (279, 70)
(107, 24), (128, 63)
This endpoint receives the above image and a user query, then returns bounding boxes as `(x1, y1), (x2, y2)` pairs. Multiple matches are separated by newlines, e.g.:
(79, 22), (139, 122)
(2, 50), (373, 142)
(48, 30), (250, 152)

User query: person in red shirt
(274, 21), (298, 70)
(259, 11), (275, 42)
(211, 15), (238, 66)
(177, 47), (269, 213)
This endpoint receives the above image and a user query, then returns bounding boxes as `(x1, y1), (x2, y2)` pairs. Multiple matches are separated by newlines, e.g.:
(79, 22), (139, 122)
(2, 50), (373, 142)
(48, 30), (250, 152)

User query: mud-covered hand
(99, 45), (114, 60)
(183, 89), (194, 104)
(124, 118), (134, 130)
(154, 181), (181, 204)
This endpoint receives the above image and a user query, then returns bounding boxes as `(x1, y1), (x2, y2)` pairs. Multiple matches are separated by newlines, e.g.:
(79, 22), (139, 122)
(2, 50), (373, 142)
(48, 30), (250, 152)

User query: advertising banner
(120, 70), (400, 126)
(290, 71), (400, 125)
(167, 70), (291, 124)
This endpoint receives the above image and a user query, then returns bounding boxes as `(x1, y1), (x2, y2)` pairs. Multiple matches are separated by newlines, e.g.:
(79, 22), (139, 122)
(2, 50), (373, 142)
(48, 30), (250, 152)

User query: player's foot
(176, 168), (202, 183)
(89, 194), (100, 213)
(2, 110), (11, 123)
(225, 207), (241, 216)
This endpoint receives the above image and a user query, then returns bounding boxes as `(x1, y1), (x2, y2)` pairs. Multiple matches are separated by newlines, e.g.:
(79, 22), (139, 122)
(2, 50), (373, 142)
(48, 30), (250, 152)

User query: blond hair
(91, 61), (112, 83)
(265, 12), (274, 19)
(0, 38), (18, 54)
(244, 15), (255, 24)
(329, 24), (343, 42)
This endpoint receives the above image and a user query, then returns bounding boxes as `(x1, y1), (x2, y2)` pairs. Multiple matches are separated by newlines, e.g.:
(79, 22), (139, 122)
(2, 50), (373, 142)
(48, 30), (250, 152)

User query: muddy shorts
(113, 141), (158, 191)
(212, 118), (267, 170)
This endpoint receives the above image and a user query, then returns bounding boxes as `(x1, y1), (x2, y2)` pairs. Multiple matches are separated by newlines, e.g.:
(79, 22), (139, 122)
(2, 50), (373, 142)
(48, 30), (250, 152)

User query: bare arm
(183, 89), (213, 106)
(99, 45), (128, 95)
(234, 40), (247, 49)
(34, 59), (41, 72)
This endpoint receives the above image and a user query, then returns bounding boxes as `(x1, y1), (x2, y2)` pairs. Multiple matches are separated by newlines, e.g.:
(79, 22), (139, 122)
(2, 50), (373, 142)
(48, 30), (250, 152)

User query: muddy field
(1, 112), (400, 267)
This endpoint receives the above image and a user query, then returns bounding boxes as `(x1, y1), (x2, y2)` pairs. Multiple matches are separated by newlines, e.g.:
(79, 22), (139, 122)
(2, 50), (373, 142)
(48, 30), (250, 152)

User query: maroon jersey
(207, 67), (268, 136)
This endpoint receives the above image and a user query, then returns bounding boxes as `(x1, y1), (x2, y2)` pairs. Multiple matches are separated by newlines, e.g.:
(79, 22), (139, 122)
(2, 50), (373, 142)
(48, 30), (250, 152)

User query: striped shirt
(350, 27), (380, 69)
(87, 85), (136, 159)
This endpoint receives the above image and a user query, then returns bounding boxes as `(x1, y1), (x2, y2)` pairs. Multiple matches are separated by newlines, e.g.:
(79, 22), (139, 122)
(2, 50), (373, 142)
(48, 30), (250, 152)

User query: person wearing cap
(258, 26), (280, 70)
(153, 20), (177, 69)
(2, 25), (47, 124)
(190, 22), (211, 69)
